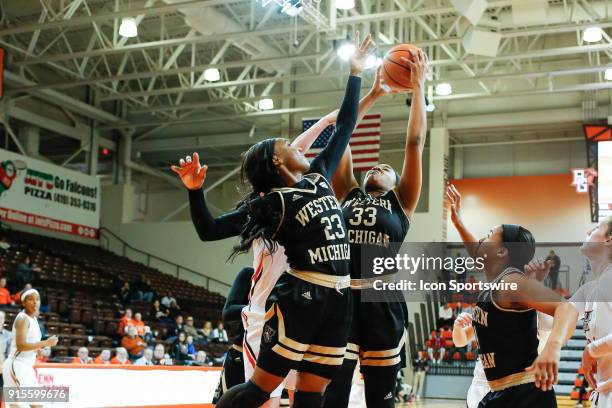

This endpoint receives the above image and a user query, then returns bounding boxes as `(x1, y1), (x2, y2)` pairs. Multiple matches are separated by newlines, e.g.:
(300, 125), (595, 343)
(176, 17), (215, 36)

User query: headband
(502, 224), (521, 243)
(21, 288), (39, 302)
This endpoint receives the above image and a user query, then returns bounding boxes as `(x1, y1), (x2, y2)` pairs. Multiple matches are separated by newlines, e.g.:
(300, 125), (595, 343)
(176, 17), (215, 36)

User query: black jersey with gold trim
(271, 173), (350, 277)
(472, 268), (539, 382)
(341, 187), (410, 279)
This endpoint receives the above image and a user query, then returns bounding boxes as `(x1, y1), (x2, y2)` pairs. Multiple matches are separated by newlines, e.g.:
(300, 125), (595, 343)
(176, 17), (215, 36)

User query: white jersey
(571, 265), (612, 401)
(242, 239), (289, 321)
(242, 239), (295, 398)
(466, 311), (552, 408)
(8, 312), (41, 366)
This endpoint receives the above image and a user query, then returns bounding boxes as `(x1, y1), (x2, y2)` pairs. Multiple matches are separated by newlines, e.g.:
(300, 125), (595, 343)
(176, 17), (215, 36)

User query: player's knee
(293, 391), (323, 408)
(215, 380), (270, 408)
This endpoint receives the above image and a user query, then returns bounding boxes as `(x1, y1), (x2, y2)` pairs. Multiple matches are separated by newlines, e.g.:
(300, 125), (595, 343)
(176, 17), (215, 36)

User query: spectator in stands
(199, 320), (213, 344)
(134, 347), (155, 366)
(37, 346), (52, 363)
(211, 321), (228, 344)
(427, 329), (446, 365)
(437, 303), (454, 329)
(166, 315), (184, 342)
(94, 349), (112, 364)
(0, 236), (11, 252)
(118, 308), (135, 335)
(150, 299), (169, 322)
(121, 325), (147, 360)
(143, 325), (155, 345)
(161, 290), (177, 309)
(411, 350), (429, 401)
(183, 316), (199, 341)
(72, 347), (93, 364)
(133, 275), (154, 302)
(0, 311), (12, 368)
(0, 278), (14, 306)
(545, 250), (561, 289)
(110, 347), (131, 365)
(133, 312), (146, 336)
(167, 300), (181, 320)
(16, 256), (40, 287)
(194, 350), (209, 366)
(0, 264), (6, 281)
(171, 332), (191, 362)
(119, 281), (131, 305)
(186, 335), (197, 359)
(153, 344), (171, 365)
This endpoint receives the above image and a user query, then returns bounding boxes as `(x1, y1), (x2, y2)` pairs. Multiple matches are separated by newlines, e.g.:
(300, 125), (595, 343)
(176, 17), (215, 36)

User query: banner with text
(0, 149), (100, 239)
(33, 364), (220, 407)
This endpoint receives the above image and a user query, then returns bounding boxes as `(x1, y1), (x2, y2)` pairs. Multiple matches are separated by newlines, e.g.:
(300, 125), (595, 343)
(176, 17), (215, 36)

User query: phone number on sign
(3, 387), (69, 402)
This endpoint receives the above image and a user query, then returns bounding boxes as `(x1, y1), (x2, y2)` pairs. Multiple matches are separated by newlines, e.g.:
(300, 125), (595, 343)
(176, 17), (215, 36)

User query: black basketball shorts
(256, 272), (353, 380)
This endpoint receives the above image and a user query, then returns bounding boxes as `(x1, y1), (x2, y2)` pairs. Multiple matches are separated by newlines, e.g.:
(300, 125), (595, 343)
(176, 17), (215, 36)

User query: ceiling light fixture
(435, 83), (453, 96)
(258, 98), (274, 111)
(119, 17), (138, 38)
(583, 27), (603, 43)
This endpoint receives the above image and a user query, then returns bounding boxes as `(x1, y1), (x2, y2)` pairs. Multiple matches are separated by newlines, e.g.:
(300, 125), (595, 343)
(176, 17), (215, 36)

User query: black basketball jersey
(342, 187), (410, 279)
(271, 173), (350, 277)
(472, 268), (539, 382)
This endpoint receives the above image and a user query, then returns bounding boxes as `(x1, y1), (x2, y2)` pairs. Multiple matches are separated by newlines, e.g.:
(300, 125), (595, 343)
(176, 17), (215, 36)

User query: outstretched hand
(446, 184), (463, 226)
(171, 152), (208, 191)
(349, 31), (376, 76)
(524, 258), (551, 282)
(399, 48), (429, 90)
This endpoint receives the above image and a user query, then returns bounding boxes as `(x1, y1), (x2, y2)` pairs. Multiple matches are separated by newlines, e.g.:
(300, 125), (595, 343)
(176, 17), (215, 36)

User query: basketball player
(320, 49), (428, 408)
(172, 33), (374, 408)
(2, 288), (58, 408)
(214, 266), (254, 402)
(241, 109), (341, 408)
(570, 216), (612, 408)
(453, 261), (554, 408)
(446, 184), (578, 408)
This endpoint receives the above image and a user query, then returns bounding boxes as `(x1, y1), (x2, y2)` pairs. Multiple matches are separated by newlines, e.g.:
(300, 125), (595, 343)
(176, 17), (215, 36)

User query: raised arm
(292, 110), (338, 151)
(396, 49), (429, 217)
(446, 184), (479, 258)
(332, 67), (386, 201)
(309, 32), (373, 179)
(222, 267), (254, 322)
(172, 153), (247, 241)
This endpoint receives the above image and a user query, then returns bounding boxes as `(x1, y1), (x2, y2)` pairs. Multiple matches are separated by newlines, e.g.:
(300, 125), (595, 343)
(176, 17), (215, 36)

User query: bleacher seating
(0, 229), (229, 361)
(556, 321), (592, 407)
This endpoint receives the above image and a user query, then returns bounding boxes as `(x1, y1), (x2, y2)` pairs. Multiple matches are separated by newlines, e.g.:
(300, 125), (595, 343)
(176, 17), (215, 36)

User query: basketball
(381, 44), (421, 92)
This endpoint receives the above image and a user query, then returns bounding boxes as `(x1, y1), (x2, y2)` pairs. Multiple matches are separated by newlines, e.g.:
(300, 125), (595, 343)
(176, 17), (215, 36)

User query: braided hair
(229, 138), (285, 259)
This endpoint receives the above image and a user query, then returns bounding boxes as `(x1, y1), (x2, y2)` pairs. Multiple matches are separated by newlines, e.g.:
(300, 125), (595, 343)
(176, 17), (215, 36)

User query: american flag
(302, 114), (381, 171)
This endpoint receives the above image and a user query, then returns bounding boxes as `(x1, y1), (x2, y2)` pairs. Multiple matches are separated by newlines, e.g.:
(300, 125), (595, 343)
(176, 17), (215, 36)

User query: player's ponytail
(229, 139), (284, 260)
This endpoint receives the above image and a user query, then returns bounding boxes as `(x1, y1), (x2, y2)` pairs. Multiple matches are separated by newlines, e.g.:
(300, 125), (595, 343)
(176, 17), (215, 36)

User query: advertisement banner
(0, 149), (100, 239)
(33, 364), (221, 407)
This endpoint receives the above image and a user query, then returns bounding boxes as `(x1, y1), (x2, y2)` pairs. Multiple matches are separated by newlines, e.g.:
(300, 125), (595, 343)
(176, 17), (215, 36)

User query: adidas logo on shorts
(384, 392), (393, 400)
(302, 291), (312, 300)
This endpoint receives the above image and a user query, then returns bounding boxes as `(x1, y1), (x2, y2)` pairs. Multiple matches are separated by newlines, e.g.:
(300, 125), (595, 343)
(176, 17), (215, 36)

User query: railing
(98, 227), (231, 292)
